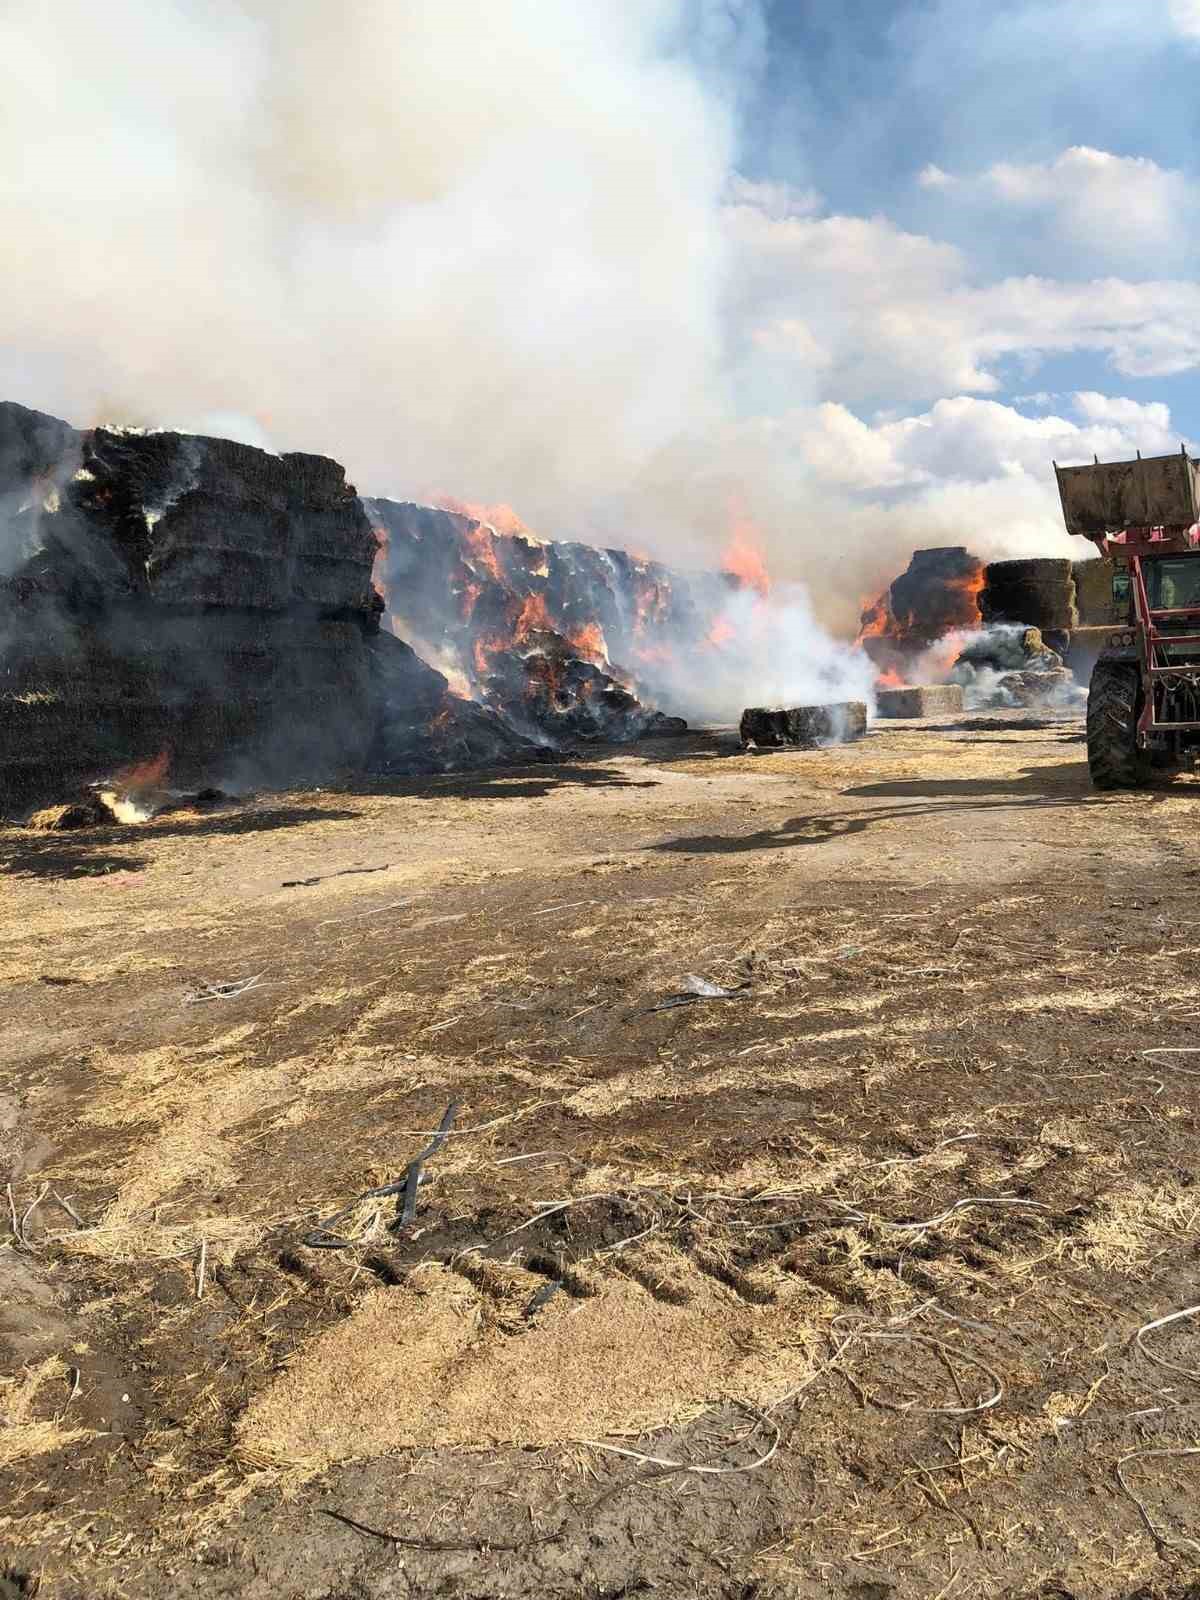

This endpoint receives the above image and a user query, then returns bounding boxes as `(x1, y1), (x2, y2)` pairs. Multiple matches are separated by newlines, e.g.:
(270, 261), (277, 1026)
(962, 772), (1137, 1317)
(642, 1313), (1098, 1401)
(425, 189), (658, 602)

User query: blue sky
(742, 0), (1200, 427)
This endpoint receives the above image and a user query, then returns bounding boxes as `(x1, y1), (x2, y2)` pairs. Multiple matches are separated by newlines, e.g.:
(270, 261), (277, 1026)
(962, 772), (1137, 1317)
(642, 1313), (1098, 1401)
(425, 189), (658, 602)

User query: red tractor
(1056, 447), (1200, 789)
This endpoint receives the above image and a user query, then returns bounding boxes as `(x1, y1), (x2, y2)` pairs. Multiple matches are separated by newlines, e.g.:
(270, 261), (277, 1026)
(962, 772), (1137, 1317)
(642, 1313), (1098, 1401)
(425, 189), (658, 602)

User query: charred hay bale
(637, 711), (688, 737)
(740, 702), (867, 749)
(996, 666), (1076, 708)
(2, 407), (378, 616)
(76, 427), (378, 614)
(980, 558), (1078, 632)
(0, 600), (377, 807)
(0, 400), (80, 494)
(0, 401), (83, 573)
(875, 683), (964, 718)
(887, 547), (983, 645)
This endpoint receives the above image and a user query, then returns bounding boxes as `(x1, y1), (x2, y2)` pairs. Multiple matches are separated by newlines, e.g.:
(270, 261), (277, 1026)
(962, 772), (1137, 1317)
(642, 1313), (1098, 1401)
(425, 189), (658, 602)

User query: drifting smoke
(642, 582), (877, 723)
(0, 0), (1119, 701)
(0, 2), (746, 552)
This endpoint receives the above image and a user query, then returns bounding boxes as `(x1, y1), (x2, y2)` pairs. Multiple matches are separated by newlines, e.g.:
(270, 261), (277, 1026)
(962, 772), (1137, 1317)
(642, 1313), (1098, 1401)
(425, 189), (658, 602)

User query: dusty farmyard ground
(4, 714), (1200, 1600)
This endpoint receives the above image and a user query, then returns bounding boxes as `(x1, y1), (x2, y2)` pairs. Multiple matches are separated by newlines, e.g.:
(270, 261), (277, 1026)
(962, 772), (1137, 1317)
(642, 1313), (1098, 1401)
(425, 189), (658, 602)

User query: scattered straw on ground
(0, 1357), (94, 1469)
(239, 1263), (826, 1467)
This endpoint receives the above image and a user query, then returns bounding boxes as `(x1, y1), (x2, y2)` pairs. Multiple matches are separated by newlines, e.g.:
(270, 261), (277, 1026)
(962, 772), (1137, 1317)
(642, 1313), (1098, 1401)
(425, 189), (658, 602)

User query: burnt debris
(1, 403), (692, 810)
(367, 499), (694, 745)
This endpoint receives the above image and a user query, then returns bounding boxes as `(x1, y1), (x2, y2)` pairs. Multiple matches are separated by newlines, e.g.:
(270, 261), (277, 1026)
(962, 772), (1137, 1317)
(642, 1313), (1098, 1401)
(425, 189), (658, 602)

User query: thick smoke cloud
(0, 2), (747, 551)
(0, 0), (1180, 666)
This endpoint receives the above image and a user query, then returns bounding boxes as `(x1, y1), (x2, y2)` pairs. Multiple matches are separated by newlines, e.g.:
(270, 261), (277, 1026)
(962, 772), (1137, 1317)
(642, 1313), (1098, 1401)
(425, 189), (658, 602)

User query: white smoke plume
(0, 3), (745, 538)
(640, 582), (878, 724)
(1, 0), (1149, 694)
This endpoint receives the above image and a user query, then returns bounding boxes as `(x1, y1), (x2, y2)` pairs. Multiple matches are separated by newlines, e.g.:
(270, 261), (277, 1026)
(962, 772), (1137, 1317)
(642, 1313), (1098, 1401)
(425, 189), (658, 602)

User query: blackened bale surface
(981, 558), (1078, 633)
(740, 702), (867, 748)
(0, 405), (379, 808)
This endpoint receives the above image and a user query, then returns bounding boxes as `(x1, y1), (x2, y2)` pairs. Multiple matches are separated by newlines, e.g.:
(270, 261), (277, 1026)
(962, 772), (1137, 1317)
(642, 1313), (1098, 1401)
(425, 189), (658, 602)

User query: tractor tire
(1087, 660), (1152, 789)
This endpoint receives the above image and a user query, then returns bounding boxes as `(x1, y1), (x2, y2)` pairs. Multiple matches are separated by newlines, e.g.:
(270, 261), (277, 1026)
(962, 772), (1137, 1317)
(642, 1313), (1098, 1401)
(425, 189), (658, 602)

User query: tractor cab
(1055, 447), (1200, 787)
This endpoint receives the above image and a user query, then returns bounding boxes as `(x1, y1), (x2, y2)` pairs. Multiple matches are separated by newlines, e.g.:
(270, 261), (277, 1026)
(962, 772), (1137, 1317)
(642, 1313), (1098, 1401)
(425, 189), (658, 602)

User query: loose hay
(0, 1357), (95, 1469)
(238, 1265), (824, 1467)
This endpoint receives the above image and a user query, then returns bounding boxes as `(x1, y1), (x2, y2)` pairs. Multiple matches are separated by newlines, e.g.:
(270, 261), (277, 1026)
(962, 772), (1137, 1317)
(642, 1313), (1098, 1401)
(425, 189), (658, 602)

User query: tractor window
(1148, 559), (1200, 610)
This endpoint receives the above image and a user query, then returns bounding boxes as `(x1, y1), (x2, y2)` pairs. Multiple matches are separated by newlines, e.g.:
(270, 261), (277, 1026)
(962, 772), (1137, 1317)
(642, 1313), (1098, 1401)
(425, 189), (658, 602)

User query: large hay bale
(875, 684), (964, 718)
(1, 406), (378, 617)
(980, 558), (1078, 632)
(740, 702), (867, 749)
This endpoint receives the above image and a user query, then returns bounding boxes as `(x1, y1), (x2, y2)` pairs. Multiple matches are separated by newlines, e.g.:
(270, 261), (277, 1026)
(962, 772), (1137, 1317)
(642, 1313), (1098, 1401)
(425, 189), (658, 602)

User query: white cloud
(725, 189), (1200, 409)
(1170, 0), (1200, 38)
(715, 391), (1195, 625)
(923, 146), (1200, 271)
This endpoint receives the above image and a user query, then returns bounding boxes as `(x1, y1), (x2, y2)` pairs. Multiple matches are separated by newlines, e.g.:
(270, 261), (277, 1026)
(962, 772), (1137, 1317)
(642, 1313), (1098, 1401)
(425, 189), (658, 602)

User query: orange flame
(855, 592), (893, 645)
(567, 620), (608, 663)
(514, 592), (552, 640)
(707, 616), (736, 648)
(473, 633), (504, 677)
(459, 519), (504, 584)
(721, 510), (771, 599)
(439, 496), (537, 542)
(946, 568), (985, 616)
(371, 521), (389, 607)
(114, 747), (170, 791)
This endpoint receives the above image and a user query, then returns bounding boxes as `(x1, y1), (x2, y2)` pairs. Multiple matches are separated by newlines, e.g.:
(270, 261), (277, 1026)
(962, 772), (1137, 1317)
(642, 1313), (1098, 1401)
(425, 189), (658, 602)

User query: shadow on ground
(338, 762), (661, 803)
(1, 848), (152, 881)
(649, 764), (1132, 855)
(0, 804), (363, 878)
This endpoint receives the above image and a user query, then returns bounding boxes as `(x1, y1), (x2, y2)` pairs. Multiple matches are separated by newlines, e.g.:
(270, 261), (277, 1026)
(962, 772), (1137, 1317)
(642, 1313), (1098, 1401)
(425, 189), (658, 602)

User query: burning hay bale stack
(1, 402), (381, 808)
(2, 402), (700, 810)
(858, 547), (984, 682)
(368, 499), (689, 745)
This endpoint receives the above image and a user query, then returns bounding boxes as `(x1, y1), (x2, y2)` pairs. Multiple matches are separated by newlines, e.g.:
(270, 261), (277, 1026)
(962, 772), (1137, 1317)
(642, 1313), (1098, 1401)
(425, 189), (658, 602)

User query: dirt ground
(5, 713), (1200, 1600)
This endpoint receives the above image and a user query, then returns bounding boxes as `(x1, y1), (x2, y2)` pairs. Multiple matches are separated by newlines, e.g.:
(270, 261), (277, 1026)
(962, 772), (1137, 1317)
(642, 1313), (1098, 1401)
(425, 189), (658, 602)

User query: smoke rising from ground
(637, 583), (878, 723)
